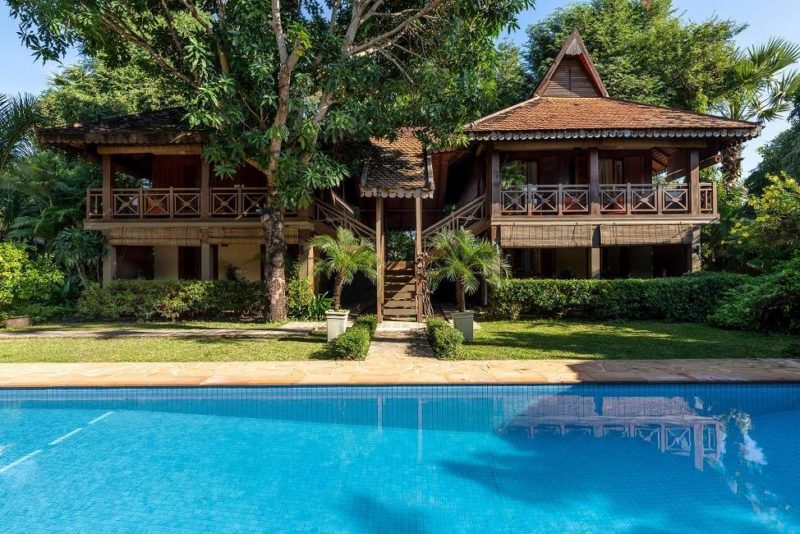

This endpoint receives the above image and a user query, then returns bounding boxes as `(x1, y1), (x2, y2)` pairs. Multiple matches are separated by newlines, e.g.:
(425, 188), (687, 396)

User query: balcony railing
(86, 187), (298, 220)
(500, 183), (716, 216)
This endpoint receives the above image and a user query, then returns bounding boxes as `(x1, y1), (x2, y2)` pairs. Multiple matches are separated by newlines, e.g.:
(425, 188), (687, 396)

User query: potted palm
(427, 228), (509, 342)
(308, 227), (377, 341)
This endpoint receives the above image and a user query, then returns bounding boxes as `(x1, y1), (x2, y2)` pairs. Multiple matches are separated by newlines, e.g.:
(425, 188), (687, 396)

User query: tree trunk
(721, 142), (744, 187)
(455, 278), (466, 312)
(262, 202), (287, 322)
(333, 273), (346, 311)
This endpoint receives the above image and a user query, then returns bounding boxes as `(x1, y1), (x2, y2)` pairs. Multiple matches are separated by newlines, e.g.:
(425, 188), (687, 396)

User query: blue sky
(1, 0), (798, 174)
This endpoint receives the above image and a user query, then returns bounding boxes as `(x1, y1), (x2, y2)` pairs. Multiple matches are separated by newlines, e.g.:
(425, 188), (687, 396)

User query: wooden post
(102, 243), (116, 288)
(689, 149), (701, 214)
(490, 150), (501, 219)
(200, 161), (210, 218)
(590, 226), (601, 279)
(102, 155), (112, 219)
(589, 149), (600, 215)
(375, 197), (385, 322)
(298, 229), (316, 292)
(414, 195), (423, 322)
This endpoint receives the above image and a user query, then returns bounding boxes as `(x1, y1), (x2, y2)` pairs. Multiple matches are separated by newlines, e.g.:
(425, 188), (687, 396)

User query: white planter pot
(326, 310), (350, 341)
(452, 311), (474, 343)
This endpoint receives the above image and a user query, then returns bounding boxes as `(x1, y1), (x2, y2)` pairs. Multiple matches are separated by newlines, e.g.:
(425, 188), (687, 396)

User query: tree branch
(348, 0), (444, 56)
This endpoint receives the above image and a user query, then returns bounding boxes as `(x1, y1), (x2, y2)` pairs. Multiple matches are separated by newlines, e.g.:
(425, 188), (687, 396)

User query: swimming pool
(0, 384), (798, 532)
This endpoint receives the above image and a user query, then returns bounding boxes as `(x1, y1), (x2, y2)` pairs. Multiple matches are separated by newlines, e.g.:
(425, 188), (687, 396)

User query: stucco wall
(153, 246), (179, 280)
(218, 244), (262, 281)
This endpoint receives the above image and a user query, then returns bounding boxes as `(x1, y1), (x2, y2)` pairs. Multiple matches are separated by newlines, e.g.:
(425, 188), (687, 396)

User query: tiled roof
(466, 97), (760, 140)
(37, 107), (210, 146)
(361, 129), (433, 198)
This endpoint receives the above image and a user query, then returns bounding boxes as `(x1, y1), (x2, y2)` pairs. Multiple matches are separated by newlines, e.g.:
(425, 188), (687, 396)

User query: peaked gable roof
(361, 128), (434, 198)
(533, 29), (608, 98)
(465, 30), (761, 141)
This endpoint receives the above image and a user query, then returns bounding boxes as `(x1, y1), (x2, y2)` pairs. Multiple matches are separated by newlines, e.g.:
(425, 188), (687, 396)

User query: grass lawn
(458, 320), (795, 360)
(0, 336), (326, 363)
(9, 320), (288, 332)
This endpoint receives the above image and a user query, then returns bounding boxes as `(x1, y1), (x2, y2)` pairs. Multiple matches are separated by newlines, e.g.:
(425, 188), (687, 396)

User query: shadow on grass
(462, 321), (792, 360)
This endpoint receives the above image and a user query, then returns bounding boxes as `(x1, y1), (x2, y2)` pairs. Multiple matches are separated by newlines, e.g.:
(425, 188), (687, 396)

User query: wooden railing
(313, 198), (375, 239)
(421, 194), (486, 240)
(87, 186), (282, 220)
(500, 183), (716, 216)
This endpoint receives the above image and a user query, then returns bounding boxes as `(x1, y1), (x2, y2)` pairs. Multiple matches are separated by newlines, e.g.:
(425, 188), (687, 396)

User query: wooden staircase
(382, 261), (418, 320)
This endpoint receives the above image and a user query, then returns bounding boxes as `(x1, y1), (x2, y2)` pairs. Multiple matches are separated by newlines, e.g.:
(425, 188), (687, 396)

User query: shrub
(354, 314), (379, 336)
(426, 317), (464, 359)
(77, 280), (268, 321)
(711, 257), (800, 334)
(7, 302), (77, 323)
(327, 324), (372, 360)
(488, 273), (748, 323)
(287, 278), (332, 320)
(0, 242), (63, 310)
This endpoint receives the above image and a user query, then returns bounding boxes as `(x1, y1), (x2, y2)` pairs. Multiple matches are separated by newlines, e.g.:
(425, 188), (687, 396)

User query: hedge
(426, 317), (464, 359)
(488, 273), (749, 323)
(77, 280), (268, 321)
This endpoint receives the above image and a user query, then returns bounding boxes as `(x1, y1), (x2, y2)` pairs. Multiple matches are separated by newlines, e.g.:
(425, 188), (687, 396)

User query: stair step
(384, 301), (416, 310)
(382, 308), (418, 317)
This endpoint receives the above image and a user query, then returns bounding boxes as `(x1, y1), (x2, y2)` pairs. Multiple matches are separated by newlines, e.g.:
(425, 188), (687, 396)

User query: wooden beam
(200, 161), (211, 218)
(414, 195), (423, 323)
(375, 197), (384, 322)
(689, 149), (701, 215)
(495, 139), (708, 151)
(102, 155), (112, 219)
(97, 144), (204, 155)
(491, 151), (501, 220)
(589, 149), (600, 216)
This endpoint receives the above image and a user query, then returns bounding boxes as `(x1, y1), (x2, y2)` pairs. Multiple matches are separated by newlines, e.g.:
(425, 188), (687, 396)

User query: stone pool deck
(1, 356), (799, 388)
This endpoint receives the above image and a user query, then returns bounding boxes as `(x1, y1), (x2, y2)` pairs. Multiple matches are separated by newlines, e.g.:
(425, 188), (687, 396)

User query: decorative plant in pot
(427, 228), (509, 342)
(308, 227), (377, 341)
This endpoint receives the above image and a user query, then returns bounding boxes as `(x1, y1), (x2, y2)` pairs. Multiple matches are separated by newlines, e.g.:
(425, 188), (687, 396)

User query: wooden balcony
(86, 187), (299, 220)
(499, 183), (716, 217)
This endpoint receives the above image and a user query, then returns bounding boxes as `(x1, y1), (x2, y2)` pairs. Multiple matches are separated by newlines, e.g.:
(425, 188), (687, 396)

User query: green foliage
(287, 278), (331, 320)
(427, 228), (510, 312)
(326, 324), (372, 361)
(0, 242), (64, 310)
(488, 273), (748, 322)
(426, 317), (464, 359)
(76, 280), (268, 322)
(386, 231), (415, 261)
(39, 56), (183, 127)
(729, 174), (800, 273)
(309, 227), (377, 310)
(499, 161), (526, 189)
(354, 314), (379, 336)
(5, 302), (76, 323)
(50, 227), (105, 289)
(711, 256), (800, 334)
(747, 122), (800, 196)
(0, 92), (39, 174)
(524, 0), (742, 111)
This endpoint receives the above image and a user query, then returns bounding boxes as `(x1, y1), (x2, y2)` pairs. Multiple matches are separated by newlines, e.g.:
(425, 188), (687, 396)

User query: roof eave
(466, 127), (762, 141)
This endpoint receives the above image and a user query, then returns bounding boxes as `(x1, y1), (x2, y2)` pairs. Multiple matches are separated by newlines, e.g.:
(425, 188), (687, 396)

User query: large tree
(9, 0), (533, 321)
(524, 0), (742, 111)
(713, 38), (800, 186)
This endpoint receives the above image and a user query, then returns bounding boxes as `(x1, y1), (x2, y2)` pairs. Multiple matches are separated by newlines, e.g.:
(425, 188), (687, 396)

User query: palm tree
(713, 38), (800, 186)
(427, 228), (510, 312)
(0, 93), (39, 174)
(308, 227), (377, 311)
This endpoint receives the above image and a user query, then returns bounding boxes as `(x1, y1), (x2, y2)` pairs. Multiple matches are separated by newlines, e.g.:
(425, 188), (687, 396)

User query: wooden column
(589, 149), (600, 215)
(687, 226), (702, 273)
(490, 150), (501, 219)
(102, 243), (116, 288)
(590, 226), (601, 278)
(200, 160), (211, 218)
(298, 230), (316, 292)
(375, 197), (385, 322)
(102, 155), (113, 219)
(689, 149), (701, 214)
(200, 242), (213, 280)
(414, 195), (423, 323)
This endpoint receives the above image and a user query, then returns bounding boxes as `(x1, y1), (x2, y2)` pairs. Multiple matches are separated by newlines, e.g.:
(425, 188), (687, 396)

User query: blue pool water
(0, 385), (799, 533)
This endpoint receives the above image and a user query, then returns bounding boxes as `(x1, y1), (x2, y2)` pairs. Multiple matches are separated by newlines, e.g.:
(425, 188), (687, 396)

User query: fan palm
(427, 228), (510, 312)
(0, 93), (39, 173)
(713, 38), (800, 186)
(308, 227), (377, 311)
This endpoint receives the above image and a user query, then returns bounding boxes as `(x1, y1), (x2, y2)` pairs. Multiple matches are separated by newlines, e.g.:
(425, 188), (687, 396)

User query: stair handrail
(421, 194), (486, 240)
(313, 197), (376, 239)
(330, 191), (356, 217)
